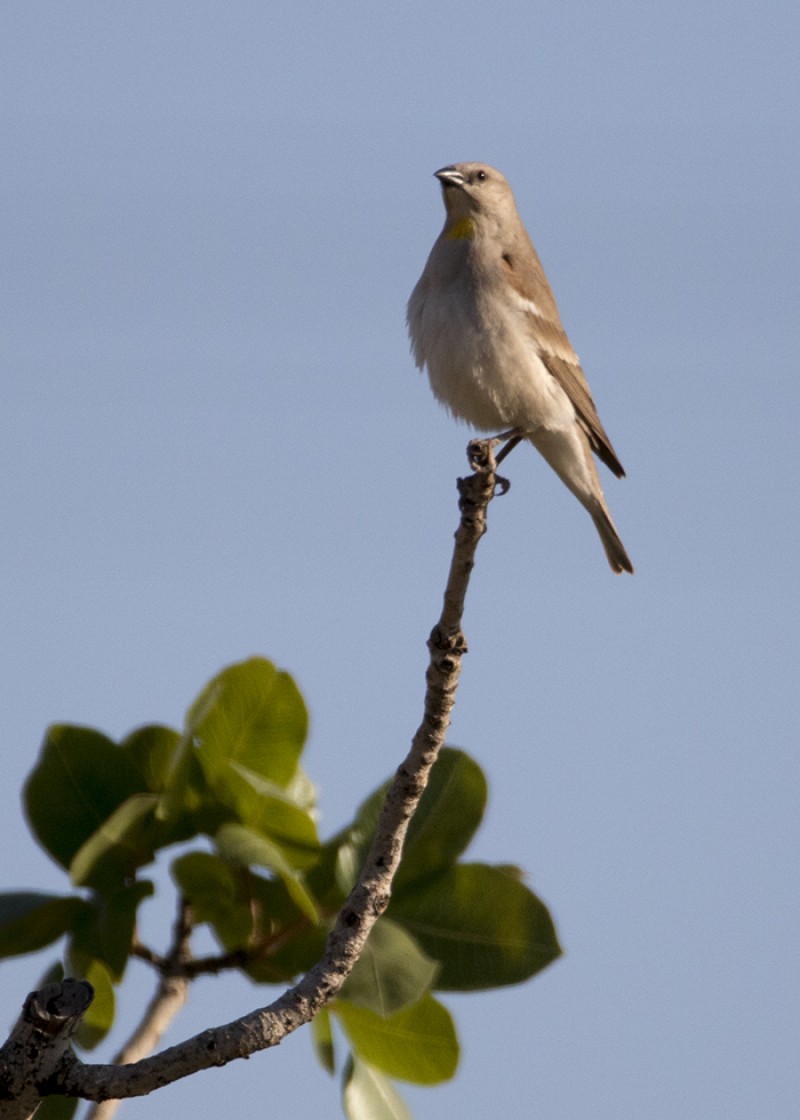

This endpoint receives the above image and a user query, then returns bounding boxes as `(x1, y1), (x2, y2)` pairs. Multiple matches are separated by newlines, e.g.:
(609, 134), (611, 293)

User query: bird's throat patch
(445, 217), (475, 241)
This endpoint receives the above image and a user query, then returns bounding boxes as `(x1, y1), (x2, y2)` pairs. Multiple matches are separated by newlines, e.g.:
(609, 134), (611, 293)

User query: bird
(407, 162), (633, 574)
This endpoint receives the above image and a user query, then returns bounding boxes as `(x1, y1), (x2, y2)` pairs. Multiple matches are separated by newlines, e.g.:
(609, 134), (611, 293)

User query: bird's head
(434, 162), (515, 239)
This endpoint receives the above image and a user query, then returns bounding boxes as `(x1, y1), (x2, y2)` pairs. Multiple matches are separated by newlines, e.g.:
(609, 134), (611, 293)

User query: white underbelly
(421, 293), (576, 435)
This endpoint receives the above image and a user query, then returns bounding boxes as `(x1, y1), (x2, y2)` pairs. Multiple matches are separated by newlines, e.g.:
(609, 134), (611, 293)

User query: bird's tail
(591, 507), (634, 575)
(528, 431), (634, 575)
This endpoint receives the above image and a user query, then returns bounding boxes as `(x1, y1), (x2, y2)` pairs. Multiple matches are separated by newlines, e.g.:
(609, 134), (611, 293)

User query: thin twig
(132, 943), (249, 979)
(130, 940), (166, 971)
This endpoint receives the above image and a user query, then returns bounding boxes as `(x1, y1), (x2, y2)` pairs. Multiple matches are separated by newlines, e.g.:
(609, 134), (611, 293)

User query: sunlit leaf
(66, 952), (115, 1050)
(335, 995), (458, 1084)
(214, 823), (319, 922)
(342, 1056), (412, 1120)
(212, 761), (320, 867)
(312, 1007), (336, 1074)
(284, 765), (317, 813)
(186, 658), (308, 789)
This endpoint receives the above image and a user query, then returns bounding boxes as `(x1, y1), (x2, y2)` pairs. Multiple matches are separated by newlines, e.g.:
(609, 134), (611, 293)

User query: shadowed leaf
(342, 919), (439, 1015)
(0, 893), (88, 958)
(24, 726), (145, 871)
(390, 862), (561, 990)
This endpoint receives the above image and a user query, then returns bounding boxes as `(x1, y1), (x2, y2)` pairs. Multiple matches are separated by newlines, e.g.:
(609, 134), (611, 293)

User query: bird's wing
(538, 347), (626, 479)
(501, 248), (626, 478)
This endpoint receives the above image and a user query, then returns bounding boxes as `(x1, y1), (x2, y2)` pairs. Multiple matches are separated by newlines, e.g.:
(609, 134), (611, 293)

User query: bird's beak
(434, 166), (466, 188)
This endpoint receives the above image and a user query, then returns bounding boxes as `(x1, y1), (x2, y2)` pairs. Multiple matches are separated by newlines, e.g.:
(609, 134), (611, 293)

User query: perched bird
(407, 162), (633, 574)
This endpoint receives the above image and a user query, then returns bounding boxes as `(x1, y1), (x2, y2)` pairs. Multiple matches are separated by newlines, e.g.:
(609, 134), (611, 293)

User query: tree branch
(85, 901), (195, 1120)
(0, 979), (93, 1120)
(6, 442), (503, 1110)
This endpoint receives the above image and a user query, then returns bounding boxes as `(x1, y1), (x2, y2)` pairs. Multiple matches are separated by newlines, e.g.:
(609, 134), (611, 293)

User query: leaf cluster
(0, 658), (560, 1119)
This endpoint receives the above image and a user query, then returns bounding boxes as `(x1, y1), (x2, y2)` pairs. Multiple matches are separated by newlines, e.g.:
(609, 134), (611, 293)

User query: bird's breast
(409, 268), (574, 434)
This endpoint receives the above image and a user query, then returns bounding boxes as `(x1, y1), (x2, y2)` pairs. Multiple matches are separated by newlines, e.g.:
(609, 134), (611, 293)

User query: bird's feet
(466, 435), (517, 495)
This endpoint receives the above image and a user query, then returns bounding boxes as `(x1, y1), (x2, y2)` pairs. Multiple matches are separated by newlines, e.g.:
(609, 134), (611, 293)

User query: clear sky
(2, 2), (798, 1117)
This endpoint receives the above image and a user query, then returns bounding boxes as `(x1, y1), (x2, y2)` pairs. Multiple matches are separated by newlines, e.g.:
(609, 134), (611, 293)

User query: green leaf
(306, 834), (349, 912)
(242, 872), (326, 983)
(70, 882), (153, 980)
(34, 1096), (80, 1120)
(342, 919), (439, 1015)
(120, 724), (183, 791)
(397, 749), (487, 888)
(69, 794), (160, 889)
(214, 823), (319, 922)
(186, 658), (308, 789)
(335, 994), (458, 1085)
(171, 851), (324, 982)
(340, 749), (487, 893)
(151, 728), (213, 829)
(389, 863), (561, 990)
(171, 852), (253, 950)
(0, 893), (88, 958)
(66, 952), (115, 1050)
(23, 725), (146, 872)
(311, 1007), (336, 1075)
(334, 832), (364, 897)
(342, 1056), (412, 1120)
(120, 724), (206, 840)
(284, 766), (317, 813)
(212, 761), (320, 868)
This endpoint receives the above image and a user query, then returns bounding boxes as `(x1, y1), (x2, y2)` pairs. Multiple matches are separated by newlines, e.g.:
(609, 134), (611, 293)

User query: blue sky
(2, 2), (798, 1117)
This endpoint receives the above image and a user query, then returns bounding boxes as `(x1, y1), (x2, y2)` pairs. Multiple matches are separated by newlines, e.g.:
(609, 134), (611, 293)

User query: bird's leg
(467, 427), (524, 469)
(493, 431), (524, 466)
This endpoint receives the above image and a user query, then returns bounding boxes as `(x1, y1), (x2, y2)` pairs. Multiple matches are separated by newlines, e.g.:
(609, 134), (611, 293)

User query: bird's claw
(466, 438), (511, 496)
(467, 437), (498, 472)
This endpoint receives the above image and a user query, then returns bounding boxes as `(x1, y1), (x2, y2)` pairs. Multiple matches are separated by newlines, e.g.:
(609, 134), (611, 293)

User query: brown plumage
(407, 161), (633, 574)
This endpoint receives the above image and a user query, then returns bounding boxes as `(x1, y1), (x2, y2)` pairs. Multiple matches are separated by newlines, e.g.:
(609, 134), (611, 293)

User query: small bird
(407, 162), (633, 574)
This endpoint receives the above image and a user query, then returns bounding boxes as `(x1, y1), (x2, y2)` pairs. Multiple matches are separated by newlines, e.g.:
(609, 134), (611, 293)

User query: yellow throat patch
(445, 217), (475, 241)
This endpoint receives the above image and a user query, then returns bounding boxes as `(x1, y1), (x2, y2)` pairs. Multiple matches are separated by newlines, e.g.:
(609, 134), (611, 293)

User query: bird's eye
(475, 169), (488, 182)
